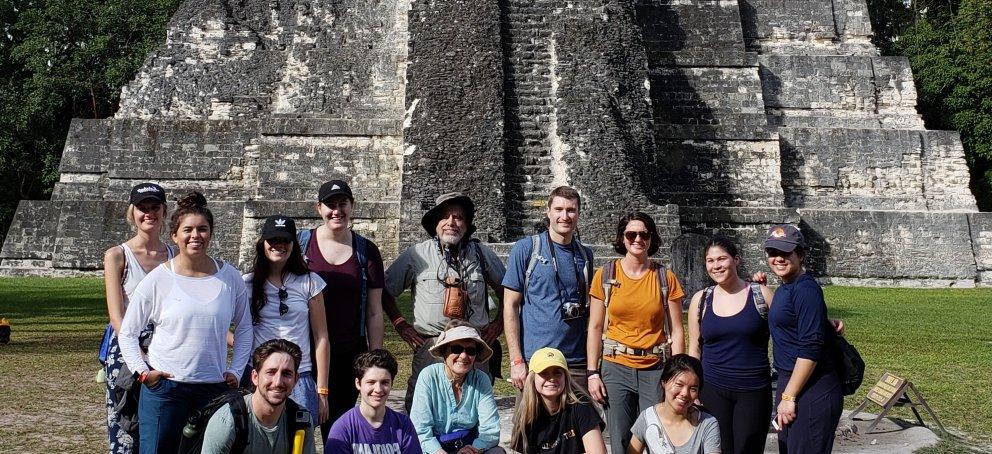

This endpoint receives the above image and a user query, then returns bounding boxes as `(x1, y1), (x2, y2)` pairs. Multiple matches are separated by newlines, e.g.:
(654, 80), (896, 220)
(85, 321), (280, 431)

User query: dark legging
(776, 369), (843, 454)
(699, 382), (772, 454)
(318, 337), (368, 443)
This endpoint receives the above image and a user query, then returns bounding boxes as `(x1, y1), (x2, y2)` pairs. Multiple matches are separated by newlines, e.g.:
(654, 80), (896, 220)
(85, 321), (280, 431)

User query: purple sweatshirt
(325, 406), (423, 454)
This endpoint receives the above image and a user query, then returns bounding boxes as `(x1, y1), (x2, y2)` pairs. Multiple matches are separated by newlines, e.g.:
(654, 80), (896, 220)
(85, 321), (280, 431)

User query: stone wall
(402, 0), (506, 245)
(2, 0), (990, 286)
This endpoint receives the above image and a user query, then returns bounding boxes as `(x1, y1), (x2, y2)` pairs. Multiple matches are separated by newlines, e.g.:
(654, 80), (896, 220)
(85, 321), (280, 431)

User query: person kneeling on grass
(325, 349), (422, 453)
(510, 347), (606, 454)
(201, 339), (316, 454)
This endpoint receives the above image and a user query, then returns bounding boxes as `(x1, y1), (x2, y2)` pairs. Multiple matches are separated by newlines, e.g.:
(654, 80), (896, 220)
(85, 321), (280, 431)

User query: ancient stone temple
(3, 0), (991, 287)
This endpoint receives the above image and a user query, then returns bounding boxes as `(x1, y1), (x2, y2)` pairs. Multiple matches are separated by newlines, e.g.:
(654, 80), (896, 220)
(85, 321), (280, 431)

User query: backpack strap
(296, 229), (313, 263)
(653, 261), (673, 346)
(282, 398), (311, 454)
(353, 231), (369, 337)
(697, 285), (716, 353)
(600, 260), (618, 341)
(522, 234), (541, 293)
(229, 393), (250, 454)
(119, 245), (129, 284)
(750, 282), (768, 321)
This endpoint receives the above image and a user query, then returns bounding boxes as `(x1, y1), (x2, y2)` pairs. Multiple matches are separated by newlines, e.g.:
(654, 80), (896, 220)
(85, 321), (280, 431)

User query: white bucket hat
(428, 325), (493, 362)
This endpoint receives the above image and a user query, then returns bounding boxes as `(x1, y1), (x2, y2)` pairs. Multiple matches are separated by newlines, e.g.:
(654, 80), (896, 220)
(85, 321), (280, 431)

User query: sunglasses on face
(765, 248), (793, 258)
(447, 345), (478, 357)
(624, 231), (651, 242)
(278, 287), (289, 316)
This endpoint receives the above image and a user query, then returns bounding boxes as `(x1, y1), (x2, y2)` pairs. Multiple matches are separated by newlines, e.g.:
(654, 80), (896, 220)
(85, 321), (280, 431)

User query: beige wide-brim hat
(428, 325), (493, 362)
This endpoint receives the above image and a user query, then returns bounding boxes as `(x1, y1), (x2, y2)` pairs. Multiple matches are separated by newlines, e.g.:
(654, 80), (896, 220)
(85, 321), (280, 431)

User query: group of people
(101, 180), (846, 454)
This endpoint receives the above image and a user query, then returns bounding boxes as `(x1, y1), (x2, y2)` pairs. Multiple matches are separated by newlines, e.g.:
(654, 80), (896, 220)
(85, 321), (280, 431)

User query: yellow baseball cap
(528, 347), (568, 373)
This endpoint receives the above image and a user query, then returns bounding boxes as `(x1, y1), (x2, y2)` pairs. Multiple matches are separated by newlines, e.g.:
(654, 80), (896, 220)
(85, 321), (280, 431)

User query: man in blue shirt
(502, 186), (594, 393)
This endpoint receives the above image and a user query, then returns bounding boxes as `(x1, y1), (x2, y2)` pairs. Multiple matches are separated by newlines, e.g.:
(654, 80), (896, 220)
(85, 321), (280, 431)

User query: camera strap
(547, 231), (586, 307)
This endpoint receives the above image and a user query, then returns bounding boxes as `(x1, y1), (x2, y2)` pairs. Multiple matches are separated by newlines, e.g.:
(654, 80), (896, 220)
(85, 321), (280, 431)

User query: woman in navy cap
(300, 179), (386, 437)
(243, 215), (330, 424)
(102, 182), (174, 454)
(763, 224), (842, 454)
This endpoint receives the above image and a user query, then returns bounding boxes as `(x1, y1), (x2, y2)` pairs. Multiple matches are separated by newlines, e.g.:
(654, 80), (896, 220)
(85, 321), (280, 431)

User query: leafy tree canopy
(0, 0), (180, 241)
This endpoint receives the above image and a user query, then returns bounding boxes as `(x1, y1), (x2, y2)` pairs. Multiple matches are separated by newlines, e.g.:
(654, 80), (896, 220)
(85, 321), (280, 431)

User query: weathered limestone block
(652, 139), (784, 207)
(922, 131), (978, 212)
(635, 0), (750, 67)
(402, 0), (505, 245)
(967, 214), (992, 286)
(798, 209), (977, 286)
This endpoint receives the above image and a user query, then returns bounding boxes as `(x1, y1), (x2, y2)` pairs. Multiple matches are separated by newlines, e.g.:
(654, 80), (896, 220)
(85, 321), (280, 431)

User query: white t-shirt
(119, 259), (252, 383)
(630, 406), (721, 454)
(243, 272), (326, 373)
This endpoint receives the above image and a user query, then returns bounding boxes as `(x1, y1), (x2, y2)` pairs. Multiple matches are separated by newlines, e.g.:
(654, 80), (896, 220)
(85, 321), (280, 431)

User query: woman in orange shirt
(586, 211), (686, 454)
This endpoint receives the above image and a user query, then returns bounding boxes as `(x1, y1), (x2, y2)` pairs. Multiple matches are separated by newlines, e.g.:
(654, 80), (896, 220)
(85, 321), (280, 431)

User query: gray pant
(602, 359), (663, 454)
(404, 336), (492, 413)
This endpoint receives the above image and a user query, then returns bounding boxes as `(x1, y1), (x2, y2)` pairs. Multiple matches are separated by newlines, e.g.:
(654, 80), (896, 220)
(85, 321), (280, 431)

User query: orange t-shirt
(589, 260), (685, 368)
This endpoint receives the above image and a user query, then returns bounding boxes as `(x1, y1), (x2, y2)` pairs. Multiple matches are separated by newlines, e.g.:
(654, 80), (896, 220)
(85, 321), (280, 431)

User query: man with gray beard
(382, 193), (505, 412)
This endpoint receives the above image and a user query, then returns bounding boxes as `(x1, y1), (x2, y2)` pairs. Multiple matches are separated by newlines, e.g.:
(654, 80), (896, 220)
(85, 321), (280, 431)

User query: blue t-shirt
(502, 234), (592, 365)
(769, 273), (834, 372)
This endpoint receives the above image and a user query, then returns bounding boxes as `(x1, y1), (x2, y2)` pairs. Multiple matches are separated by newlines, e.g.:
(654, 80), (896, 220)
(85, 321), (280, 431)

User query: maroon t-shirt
(306, 231), (385, 343)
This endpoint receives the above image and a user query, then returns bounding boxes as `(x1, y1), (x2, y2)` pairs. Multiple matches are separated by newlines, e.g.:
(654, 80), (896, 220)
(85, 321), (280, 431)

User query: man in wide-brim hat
(382, 192), (506, 412)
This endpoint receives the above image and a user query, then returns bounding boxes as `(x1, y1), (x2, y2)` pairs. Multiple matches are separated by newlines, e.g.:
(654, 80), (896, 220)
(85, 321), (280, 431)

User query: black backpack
(178, 389), (310, 454)
(833, 334), (866, 396)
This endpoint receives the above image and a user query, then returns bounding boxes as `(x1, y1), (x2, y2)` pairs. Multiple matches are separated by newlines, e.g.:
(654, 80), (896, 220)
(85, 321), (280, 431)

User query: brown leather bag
(442, 276), (468, 319)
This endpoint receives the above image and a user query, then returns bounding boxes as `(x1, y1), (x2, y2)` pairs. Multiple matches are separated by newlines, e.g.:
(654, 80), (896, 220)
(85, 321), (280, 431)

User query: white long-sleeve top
(118, 259), (252, 383)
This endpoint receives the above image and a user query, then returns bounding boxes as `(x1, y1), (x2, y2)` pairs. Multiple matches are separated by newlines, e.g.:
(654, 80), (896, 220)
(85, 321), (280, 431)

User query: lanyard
(547, 231), (585, 305)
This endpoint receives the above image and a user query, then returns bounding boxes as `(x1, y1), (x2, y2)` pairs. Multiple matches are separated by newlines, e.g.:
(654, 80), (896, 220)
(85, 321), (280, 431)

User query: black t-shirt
(514, 401), (603, 454)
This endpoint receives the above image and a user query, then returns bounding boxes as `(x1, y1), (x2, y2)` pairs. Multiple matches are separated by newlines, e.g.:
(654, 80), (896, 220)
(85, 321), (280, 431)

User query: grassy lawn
(0, 278), (989, 452)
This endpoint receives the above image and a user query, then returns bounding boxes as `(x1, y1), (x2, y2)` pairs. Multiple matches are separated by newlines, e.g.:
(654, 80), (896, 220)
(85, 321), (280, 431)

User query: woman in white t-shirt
(244, 214), (330, 425)
(118, 191), (252, 453)
(628, 354), (721, 454)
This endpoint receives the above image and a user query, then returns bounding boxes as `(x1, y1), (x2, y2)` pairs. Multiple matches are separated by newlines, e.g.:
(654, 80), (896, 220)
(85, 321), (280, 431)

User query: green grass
(0, 278), (989, 452)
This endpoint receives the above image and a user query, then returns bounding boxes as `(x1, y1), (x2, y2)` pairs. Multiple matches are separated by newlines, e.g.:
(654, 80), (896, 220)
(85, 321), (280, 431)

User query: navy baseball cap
(261, 215), (296, 242)
(763, 224), (806, 252)
(129, 183), (166, 205)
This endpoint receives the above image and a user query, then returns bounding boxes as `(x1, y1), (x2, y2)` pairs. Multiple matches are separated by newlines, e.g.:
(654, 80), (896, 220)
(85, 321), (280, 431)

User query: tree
(893, 0), (992, 209)
(0, 0), (180, 242)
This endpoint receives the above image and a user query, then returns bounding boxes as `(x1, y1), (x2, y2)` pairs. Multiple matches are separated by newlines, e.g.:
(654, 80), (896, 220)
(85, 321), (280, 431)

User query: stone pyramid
(2, 0), (989, 287)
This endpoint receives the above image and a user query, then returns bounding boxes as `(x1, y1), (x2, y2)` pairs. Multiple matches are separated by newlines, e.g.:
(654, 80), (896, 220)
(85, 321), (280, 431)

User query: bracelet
(587, 374), (602, 381)
(317, 387), (330, 396)
(585, 369), (601, 377)
(781, 393), (796, 402)
(138, 371), (149, 383)
(391, 316), (407, 328)
(510, 358), (525, 367)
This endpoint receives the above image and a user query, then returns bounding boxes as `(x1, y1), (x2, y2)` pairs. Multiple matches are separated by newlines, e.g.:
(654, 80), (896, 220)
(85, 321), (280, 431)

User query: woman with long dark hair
(687, 236), (774, 454)
(103, 183), (174, 454)
(118, 191), (252, 453)
(586, 211), (686, 454)
(627, 354), (721, 454)
(244, 215), (330, 424)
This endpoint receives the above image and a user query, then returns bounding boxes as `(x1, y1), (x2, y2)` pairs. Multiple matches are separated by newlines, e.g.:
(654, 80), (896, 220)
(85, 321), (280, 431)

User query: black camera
(561, 301), (587, 320)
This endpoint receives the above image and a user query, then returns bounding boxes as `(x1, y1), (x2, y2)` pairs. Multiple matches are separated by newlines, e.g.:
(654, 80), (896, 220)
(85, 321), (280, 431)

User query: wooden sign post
(849, 372), (947, 434)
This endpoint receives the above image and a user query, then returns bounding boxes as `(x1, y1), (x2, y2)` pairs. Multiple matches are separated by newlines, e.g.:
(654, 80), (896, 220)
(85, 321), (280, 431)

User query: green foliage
(871, 0), (992, 210)
(0, 0), (180, 242)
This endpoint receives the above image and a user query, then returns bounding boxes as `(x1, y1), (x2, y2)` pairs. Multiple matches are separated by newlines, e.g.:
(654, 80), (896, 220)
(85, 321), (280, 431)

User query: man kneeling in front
(202, 339), (316, 453)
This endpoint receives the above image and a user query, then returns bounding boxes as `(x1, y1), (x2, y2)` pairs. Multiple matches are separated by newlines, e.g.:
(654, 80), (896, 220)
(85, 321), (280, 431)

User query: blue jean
(137, 379), (227, 454)
(776, 369), (843, 454)
(289, 371), (318, 426)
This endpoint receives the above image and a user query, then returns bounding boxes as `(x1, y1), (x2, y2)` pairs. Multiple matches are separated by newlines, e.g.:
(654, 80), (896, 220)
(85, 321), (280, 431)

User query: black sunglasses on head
(278, 287), (289, 316)
(448, 345), (478, 357)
